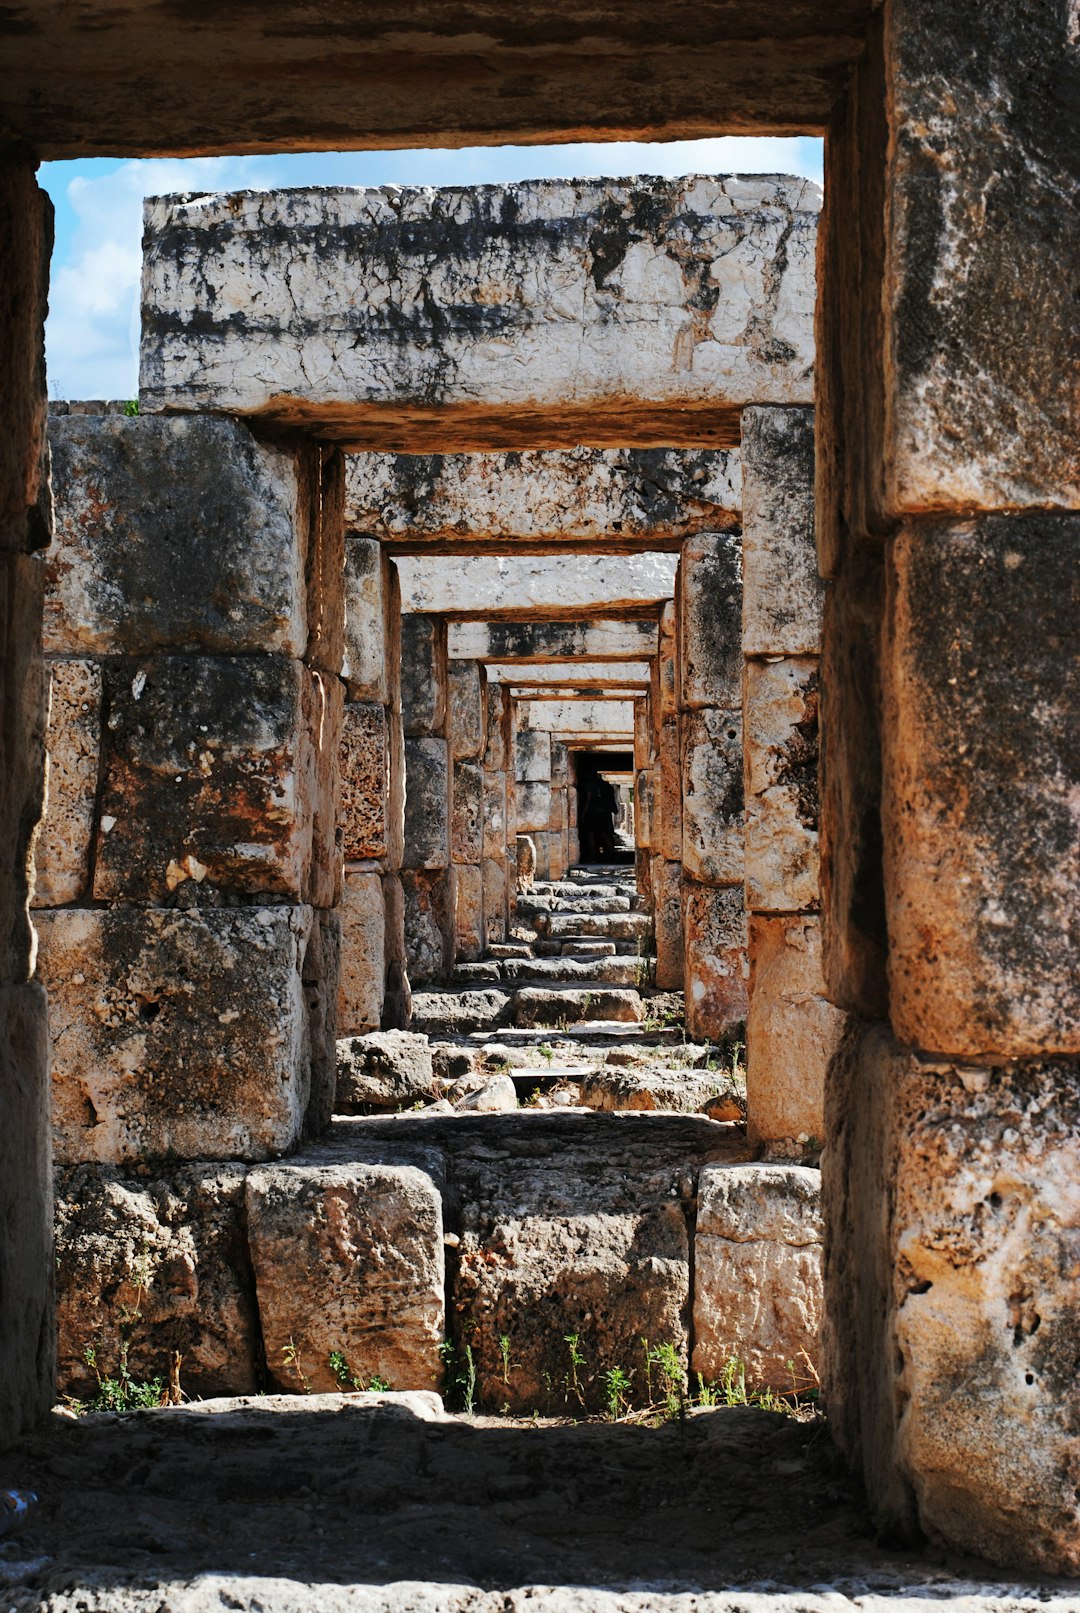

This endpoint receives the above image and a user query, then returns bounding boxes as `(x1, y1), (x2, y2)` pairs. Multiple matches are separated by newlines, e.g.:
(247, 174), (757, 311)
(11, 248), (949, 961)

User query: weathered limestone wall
(740, 407), (842, 1154)
(818, 5), (1080, 1571)
(397, 554), (677, 620)
(346, 448), (739, 552)
(449, 620), (657, 664)
(399, 613), (455, 986)
(36, 411), (346, 1160)
(0, 156), (54, 1445)
(447, 658), (488, 961)
(676, 537), (748, 1037)
(481, 684), (514, 947)
(141, 178), (817, 449)
(338, 535), (407, 1032)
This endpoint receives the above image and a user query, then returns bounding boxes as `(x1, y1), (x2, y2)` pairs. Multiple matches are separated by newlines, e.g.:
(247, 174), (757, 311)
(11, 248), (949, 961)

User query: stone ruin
(1, 9), (1077, 1579)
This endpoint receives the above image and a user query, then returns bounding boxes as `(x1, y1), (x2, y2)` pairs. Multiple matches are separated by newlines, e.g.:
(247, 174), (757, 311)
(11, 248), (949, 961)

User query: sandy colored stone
(513, 986), (643, 1028)
(514, 727), (550, 784)
(656, 716), (681, 860)
(92, 655), (341, 906)
(450, 619), (658, 664)
(544, 910), (648, 941)
(1, 555), (47, 984)
(744, 656), (819, 913)
(303, 909), (342, 1138)
(335, 1030), (434, 1112)
(403, 736), (450, 870)
(746, 916), (840, 1149)
(38, 905), (316, 1164)
(679, 531), (743, 710)
(451, 760), (483, 864)
(481, 773), (507, 861)
(45, 414), (308, 657)
(741, 406), (823, 657)
(246, 1158), (444, 1394)
(340, 701), (388, 863)
(454, 1073), (518, 1113)
(342, 535), (391, 703)
(693, 1163), (822, 1392)
(518, 699), (634, 737)
(882, 515), (1079, 1057)
(652, 856), (683, 992)
(401, 868), (455, 986)
(482, 684), (511, 772)
(634, 768), (653, 851)
(33, 658), (100, 906)
(380, 870), (411, 1031)
(454, 862), (484, 963)
(409, 988), (511, 1038)
(400, 614), (446, 738)
(346, 448), (740, 545)
(54, 1161), (258, 1401)
(447, 660), (485, 761)
(142, 178), (816, 439)
(825, 1019), (1080, 1571)
(515, 780), (552, 836)
(682, 881), (749, 1042)
(681, 709), (743, 887)
(482, 855), (508, 946)
(579, 1068), (741, 1117)
(336, 870), (386, 1035)
(398, 553), (677, 619)
(488, 661), (651, 690)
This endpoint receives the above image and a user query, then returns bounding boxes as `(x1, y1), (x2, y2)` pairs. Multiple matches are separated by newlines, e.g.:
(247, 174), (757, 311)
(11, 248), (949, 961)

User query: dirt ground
(1, 1393), (1076, 1611)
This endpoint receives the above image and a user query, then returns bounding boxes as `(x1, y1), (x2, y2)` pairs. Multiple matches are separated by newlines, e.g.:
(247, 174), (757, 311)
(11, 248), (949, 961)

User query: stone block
(401, 868), (455, 987)
(656, 716), (682, 860)
(744, 656), (820, 913)
(142, 177), (817, 440)
(451, 1115), (715, 1413)
(410, 987), (511, 1038)
(513, 986), (643, 1028)
(483, 856), (509, 947)
(342, 536), (390, 703)
(38, 905), (315, 1164)
(340, 701), (388, 863)
(303, 908), (341, 1139)
(634, 768), (653, 851)
(482, 773), (507, 861)
(45, 415), (309, 657)
(452, 619), (659, 663)
(515, 780), (552, 836)
(825, 1019), (1080, 1572)
(483, 685), (511, 772)
(402, 736), (449, 870)
(92, 655), (341, 906)
(680, 709), (743, 887)
(301, 444), (347, 680)
(682, 880), (749, 1042)
(0, 554), (46, 984)
(450, 760), (483, 865)
(0, 984), (53, 1441)
(55, 1161), (258, 1401)
(692, 1163), (822, 1392)
(33, 658), (100, 906)
(882, 515), (1079, 1057)
(400, 614), (446, 738)
(335, 1030), (434, 1112)
(658, 614), (679, 721)
(633, 694), (652, 770)
(679, 531), (742, 710)
(652, 856), (683, 992)
(454, 862), (485, 963)
(818, 549), (889, 1017)
(746, 917), (841, 1150)
(579, 1068), (741, 1118)
(514, 727), (550, 784)
(336, 869), (385, 1036)
(347, 448), (741, 545)
(246, 1157), (444, 1394)
(0, 162), (50, 558)
(447, 660), (485, 761)
(380, 870), (411, 1031)
(741, 405), (823, 656)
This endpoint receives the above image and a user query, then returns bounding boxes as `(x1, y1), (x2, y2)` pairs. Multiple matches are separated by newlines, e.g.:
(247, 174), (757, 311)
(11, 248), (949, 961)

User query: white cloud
(43, 138), (821, 400)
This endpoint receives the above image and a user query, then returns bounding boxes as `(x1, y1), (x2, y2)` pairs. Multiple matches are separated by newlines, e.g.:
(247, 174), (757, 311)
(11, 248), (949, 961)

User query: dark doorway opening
(574, 749), (634, 864)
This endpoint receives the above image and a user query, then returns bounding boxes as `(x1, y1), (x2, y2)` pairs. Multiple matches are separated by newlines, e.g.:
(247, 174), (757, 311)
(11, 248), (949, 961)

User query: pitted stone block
(400, 615), (446, 738)
(744, 656), (819, 913)
(447, 660), (485, 760)
(741, 406), (823, 657)
(679, 531), (743, 710)
(746, 916), (841, 1149)
(342, 536), (391, 703)
(336, 870), (386, 1035)
(681, 709), (743, 887)
(34, 658), (101, 907)
(402, 737), (450, 871)
(450, 760), (483, 864)
(340, 701), (388, 863)
(683, 880), (749, 1041)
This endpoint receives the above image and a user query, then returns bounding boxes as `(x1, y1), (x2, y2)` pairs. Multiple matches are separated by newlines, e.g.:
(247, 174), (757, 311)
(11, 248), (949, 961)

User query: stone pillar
(340, 535), (407, 1032)
(677, 533), (747, 1035)
(0, 156), (54, 1444)
(818, 3), (1080, 1570)
(741, 407), (843, 1154)
(651, 604), (683, 989)
(513, 705), (553, 880)
(36, 412), (345, 1157)
(633, 692), (653, 899)
(447, 658), (487, 962)
(481, 683), (512, 946)
(548, 741), (569, 881)
(400, 613), (454, 984)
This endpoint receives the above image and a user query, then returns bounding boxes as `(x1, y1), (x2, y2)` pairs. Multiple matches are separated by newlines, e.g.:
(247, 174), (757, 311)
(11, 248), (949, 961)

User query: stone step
(559, 940), (617, 957)
(543, 911), (651, 941)
(452, 961), (504, 985)
(578, 1067), (746, 1120)
(486, 942), (534, 960)
(501, 955), (645, 988)
(513, 985), (644, 1027)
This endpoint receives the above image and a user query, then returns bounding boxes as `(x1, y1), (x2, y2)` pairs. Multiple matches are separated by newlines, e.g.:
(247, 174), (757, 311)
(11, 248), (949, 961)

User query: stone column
(339, 535), (407, 1032)
(651, 604), (683, 989)
(399, 613), (454, 985)
(818, 3), (1080, 1570)
(548, 741), (569, 881)
(677, 534), (747, 1036)
(481, 683), (512, 946)
(0, 156), (54, 1444)
(633, 690), (654, 902)
(741, 407), (843, 1155)
(447, 658), (487, 962)
(513, 705), (553, 880)
(36, 412), (345, 1157)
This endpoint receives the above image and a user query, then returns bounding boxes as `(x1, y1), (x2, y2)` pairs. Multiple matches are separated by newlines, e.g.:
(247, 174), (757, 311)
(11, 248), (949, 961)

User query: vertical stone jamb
(400, 613), (454, 984)
(447, 658), (487, 961)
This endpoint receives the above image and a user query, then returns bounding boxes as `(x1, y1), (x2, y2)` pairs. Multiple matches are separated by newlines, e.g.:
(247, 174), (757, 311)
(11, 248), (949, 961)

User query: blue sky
(40, 137), (823, 401)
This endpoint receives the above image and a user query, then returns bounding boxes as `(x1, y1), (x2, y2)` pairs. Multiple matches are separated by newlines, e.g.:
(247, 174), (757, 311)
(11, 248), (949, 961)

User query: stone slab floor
(4, 1393), (1076, 1611)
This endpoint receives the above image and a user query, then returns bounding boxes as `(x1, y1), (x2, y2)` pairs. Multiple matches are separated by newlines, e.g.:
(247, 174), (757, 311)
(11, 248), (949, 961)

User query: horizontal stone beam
(398, 554), (676, 619)
(488, 661), (652, 688)
(448, 620), (658, 662)
(141, 177), (817, 450)
(345, 449), (739, 552)
(516, 699), (636, 734)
